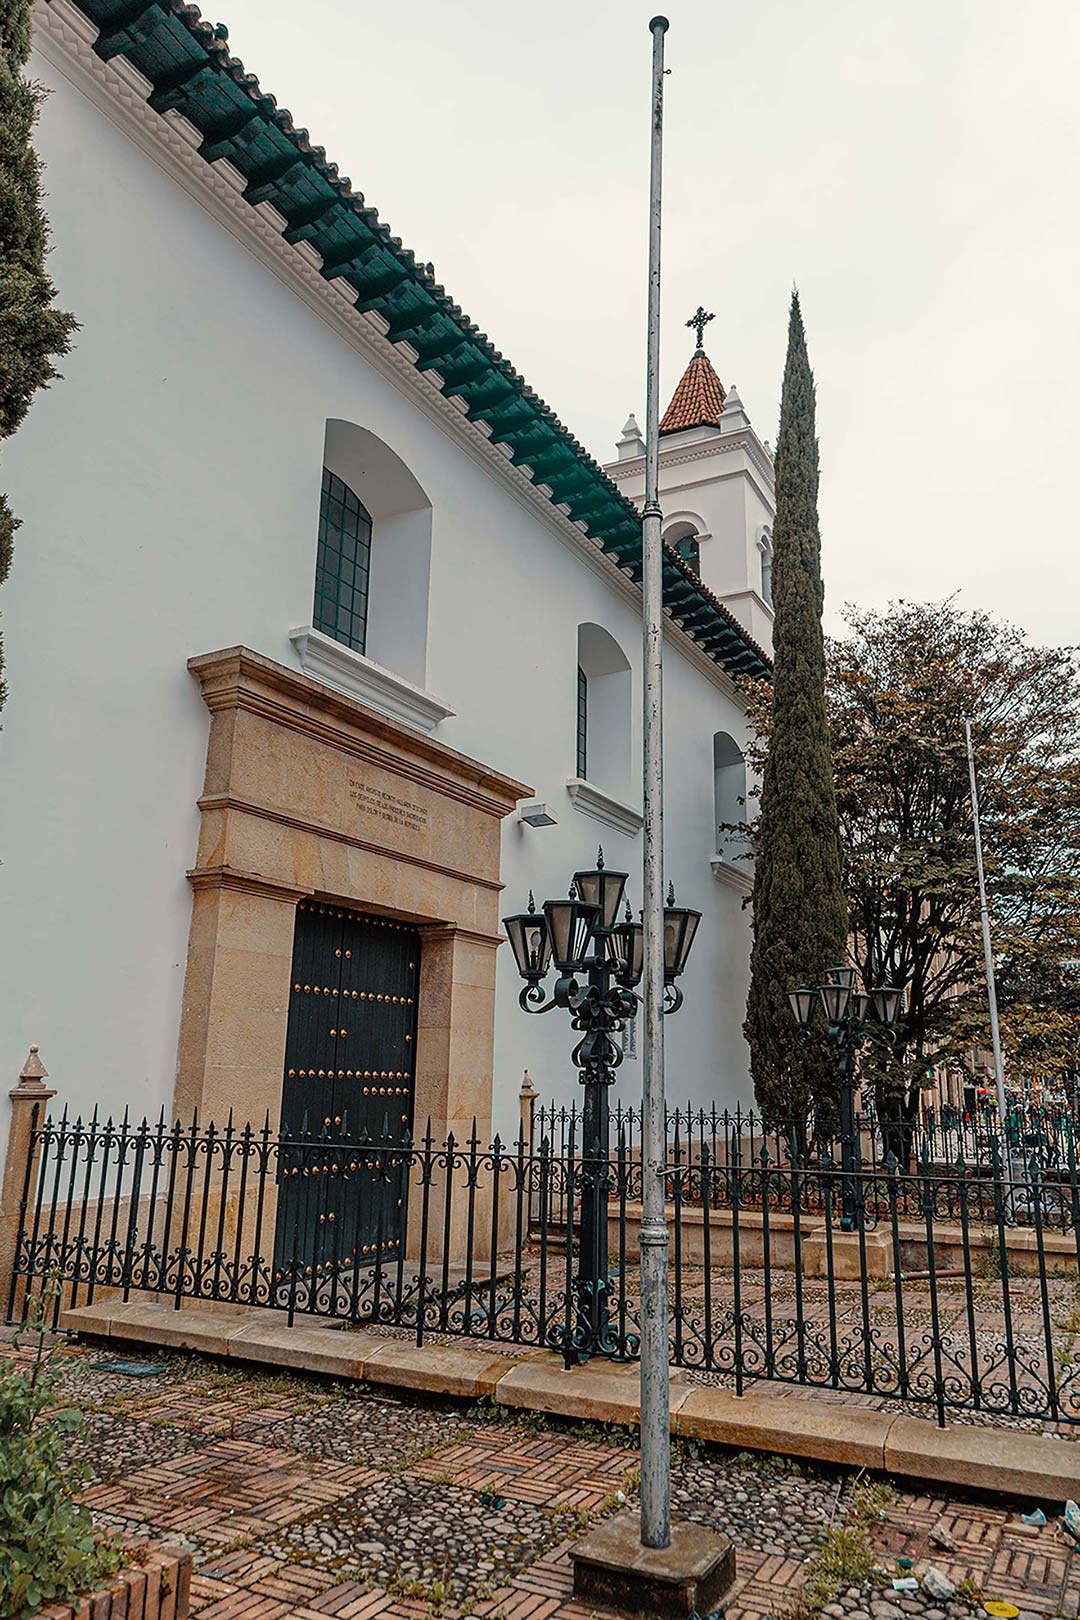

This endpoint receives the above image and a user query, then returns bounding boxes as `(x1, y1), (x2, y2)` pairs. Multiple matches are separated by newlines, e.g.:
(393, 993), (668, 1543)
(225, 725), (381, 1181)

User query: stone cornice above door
(177, 645), (527, 1138)
(189, 645), (529, 819)
(186, 865), (311, 903)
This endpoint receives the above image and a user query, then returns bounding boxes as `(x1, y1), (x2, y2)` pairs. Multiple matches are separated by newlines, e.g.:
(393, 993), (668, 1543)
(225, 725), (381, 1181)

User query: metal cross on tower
(686, 305), (714, 352)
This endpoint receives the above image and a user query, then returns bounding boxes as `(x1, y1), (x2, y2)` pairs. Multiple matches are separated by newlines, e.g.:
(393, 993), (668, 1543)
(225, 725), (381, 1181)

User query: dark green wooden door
(274, 900), (420, 1288)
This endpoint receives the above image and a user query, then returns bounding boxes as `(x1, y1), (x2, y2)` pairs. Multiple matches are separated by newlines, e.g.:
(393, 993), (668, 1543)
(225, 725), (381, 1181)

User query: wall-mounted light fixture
(518, 800), (558, 828)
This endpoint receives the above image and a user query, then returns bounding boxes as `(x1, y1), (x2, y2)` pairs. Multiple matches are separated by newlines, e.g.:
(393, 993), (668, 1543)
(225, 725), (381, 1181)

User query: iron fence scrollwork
(9, 1098), (1080, 1429)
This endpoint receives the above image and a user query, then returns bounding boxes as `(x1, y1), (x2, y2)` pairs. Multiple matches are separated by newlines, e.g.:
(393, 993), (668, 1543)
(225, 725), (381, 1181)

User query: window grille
(314, 468), (372, 654)
(576, 665), (588, 778)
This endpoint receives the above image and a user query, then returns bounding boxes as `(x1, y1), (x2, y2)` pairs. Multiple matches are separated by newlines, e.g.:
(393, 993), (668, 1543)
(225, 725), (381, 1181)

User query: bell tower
(605, 308), (775, 656)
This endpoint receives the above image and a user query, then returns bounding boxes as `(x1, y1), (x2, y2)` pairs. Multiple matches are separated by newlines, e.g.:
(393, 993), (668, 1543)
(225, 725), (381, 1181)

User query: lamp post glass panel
(503, 851), (700, 1362)
(788, 970), (904, 1231)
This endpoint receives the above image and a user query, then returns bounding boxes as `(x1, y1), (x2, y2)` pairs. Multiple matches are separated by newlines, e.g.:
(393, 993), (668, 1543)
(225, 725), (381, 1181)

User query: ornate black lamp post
(788, 969), (904, 1231)
(503, 850), (699, 1361)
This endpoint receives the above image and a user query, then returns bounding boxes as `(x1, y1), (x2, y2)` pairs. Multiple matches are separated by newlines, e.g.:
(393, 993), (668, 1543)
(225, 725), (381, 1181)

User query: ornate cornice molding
(721, 586), (774, 621)
(186, 865), (310, 903)
(33, 0), (748, 709)
(419, 923), (504, 949)
(288, 626), (455, 737)
(710, 856), (754, 896)
(196, 792), (504, 894)
(565, 777), (644, 839)
(608, 431), (775, 498)
(188, 645), (530, 818)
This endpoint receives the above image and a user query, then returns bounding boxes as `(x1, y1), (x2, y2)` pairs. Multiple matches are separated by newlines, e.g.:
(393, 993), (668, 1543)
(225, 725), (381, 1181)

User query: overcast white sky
(217, 0), (1078, 649)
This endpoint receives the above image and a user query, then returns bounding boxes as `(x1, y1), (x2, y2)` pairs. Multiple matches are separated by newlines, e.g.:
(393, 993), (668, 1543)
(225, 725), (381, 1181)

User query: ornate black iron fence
(8, 1103), (1080, 1427)
(530, 1099), (1080, 1229)
(920, 1098), (1080, 1172)
(6, 1107), (632, 1366)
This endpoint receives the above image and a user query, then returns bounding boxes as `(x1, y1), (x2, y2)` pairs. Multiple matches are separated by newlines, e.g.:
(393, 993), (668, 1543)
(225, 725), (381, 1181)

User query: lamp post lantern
(503, 851), (699, 1363)
(788, 970), (905, 1230)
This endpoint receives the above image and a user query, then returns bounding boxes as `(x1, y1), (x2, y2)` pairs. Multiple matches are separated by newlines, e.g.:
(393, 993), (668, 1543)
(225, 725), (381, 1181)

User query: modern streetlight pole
(640, 11), (670, 1554)
(567, 24), (737, 1608)
(964, 719), (1008, 1127)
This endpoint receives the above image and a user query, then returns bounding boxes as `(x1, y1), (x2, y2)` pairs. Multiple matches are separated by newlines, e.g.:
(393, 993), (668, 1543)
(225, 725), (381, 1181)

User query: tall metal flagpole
(965, 718), (1008, 1125)
(640, 12), (670, 1553)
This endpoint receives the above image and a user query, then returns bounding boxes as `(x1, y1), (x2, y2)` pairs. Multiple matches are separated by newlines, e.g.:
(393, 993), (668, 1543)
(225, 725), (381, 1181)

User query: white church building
(0, 0), (775, 1174)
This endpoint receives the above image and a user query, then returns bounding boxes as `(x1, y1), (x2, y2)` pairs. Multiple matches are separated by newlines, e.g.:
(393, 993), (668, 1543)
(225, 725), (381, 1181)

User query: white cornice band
(565, 777), (645, 839)
(288, 627), (455, 736)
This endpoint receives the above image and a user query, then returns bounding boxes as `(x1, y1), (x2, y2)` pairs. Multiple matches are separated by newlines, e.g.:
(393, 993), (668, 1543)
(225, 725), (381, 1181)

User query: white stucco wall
(0, 45), (755, 1158)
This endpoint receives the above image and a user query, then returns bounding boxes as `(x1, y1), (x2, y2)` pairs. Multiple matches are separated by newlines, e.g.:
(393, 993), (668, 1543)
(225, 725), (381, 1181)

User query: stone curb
(60, 1298), (1080, 1503)
(26, 1545), (192, 1620)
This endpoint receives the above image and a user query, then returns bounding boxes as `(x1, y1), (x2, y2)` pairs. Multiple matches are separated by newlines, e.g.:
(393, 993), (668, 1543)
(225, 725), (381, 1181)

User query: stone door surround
(177, 647), (530, 1149)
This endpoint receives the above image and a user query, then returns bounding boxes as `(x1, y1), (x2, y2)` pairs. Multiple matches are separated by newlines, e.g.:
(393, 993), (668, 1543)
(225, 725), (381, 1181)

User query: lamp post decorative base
(570, 1512), (736, 1618)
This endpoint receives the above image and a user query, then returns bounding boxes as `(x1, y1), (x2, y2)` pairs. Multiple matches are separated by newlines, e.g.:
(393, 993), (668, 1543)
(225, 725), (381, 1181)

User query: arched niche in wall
(321, 419), (433, 688)
(713, 731), (750, 864)
(576, 623), (632, 801)
(663, 516), (703, 576)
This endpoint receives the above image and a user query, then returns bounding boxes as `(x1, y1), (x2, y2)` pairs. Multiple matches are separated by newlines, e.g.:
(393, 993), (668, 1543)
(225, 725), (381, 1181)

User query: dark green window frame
(314, 467), (372, 655)
(576, 665), (588, 778)
(675, 532), (700, 574)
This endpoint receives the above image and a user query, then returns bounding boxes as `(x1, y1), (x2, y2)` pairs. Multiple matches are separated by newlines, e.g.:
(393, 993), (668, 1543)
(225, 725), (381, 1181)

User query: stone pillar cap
(13, 1045), (53, 1094)
(21, 1046), (48, 1082)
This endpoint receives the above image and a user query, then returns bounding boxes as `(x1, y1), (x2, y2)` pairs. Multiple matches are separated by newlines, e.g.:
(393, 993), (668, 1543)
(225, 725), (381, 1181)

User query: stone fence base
(610, 1201), (1078, 1275)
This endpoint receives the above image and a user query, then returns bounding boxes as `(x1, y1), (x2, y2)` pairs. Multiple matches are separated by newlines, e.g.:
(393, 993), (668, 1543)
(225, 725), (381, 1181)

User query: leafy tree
(743, 292), (848, 1124)
(744, 598), (1080, 1136)
(0, 0), (77, 712)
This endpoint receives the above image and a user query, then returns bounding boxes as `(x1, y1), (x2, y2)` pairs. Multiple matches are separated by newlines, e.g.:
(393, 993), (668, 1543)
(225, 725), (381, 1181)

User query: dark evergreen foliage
(0, 0), (77, 711)
(744, 292), (847, 1122)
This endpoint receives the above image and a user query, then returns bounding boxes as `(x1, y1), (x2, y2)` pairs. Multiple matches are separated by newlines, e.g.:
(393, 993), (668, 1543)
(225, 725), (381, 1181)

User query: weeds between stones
(780, 1477), (896, 1620)
(730, 1449), (805, 1479)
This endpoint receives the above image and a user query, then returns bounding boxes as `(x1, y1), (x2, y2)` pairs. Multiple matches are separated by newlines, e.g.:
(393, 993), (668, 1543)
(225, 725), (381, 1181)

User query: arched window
(714, 731), (749, 864)
(575, 624), (631, 799)
(759, 533), (773, 606)
(664, 518), (701, 576)
(319, 420), (433, 686)
(314, 468), (373, 654)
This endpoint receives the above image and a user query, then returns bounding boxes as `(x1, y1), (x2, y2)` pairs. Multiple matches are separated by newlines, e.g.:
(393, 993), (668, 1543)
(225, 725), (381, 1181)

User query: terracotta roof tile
(659, 351), (726, 435)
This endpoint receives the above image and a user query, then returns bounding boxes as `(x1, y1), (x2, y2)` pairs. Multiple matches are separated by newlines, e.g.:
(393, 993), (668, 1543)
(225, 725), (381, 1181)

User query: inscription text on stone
(347, 775), (429, 834)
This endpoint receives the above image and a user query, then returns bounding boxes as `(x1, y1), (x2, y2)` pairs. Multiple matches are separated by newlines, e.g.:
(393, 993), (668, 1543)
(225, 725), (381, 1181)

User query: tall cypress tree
(0, 0), (77, 712)
(744, 292), (847, 1123)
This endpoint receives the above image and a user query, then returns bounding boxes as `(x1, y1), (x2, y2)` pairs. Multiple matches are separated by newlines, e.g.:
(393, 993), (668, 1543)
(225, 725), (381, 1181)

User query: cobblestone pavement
(6, 1337), (1080, 1620)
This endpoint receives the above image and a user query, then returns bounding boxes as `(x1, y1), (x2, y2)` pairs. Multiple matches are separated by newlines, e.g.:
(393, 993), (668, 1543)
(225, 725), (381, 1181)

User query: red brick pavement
(170, 1481), (1080, 1620)
(7, 1339), (1080, 1620)
(412, 1433), (639, 1510)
